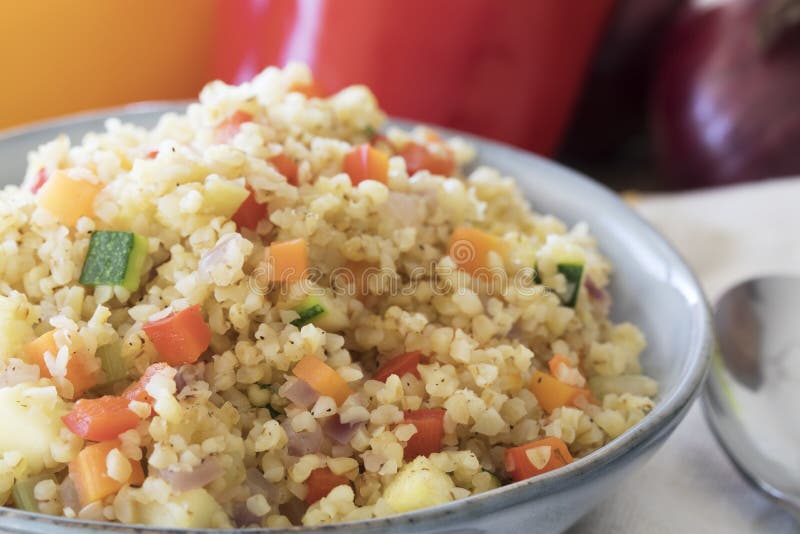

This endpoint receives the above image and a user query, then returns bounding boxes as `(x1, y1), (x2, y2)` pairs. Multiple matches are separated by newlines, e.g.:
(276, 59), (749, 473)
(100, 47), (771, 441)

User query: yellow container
(0, 0), (216, 129)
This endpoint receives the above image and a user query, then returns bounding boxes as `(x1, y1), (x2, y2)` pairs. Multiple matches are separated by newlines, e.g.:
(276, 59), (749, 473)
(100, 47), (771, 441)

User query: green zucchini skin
(79, 231), (148, 291)
(291, 297), (326, 327)
(12, 473), (53, 512)
(557, 262), (584, 308)
(530, 261), (584, 308)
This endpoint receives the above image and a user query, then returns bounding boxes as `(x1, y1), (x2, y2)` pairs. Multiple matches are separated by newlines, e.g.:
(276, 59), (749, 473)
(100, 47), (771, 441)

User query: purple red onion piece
(322, 415), (363, 445)
(156, 457), (224, 492)
(281, 420), (324, 456)
(282, 379), (319, 409)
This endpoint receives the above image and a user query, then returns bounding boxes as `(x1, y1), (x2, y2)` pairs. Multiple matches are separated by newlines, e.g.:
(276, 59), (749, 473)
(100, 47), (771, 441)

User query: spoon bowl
(704, 275), (800, 519)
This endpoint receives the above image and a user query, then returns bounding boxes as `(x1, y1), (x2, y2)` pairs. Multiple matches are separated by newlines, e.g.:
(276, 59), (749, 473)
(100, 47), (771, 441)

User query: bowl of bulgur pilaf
(0, 64), (711, 533)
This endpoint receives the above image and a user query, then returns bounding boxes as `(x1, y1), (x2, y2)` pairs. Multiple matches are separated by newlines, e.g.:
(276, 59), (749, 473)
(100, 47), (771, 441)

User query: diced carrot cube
(448, 226), (509, 276)
(548, 354), (572, 376)
(265, 238), (308, 283)
(343, 144), (389, 185)
(292, 356), (353, 406)
(69, 440), (144, 507)
(23, 330), (97, 399)
(528, 370), (593, 414)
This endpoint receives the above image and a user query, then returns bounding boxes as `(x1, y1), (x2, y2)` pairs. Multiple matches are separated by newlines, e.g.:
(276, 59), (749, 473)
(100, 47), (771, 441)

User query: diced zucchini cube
(291, 296), (326, 327)
(12, 473), (53, 512)
(290, 293), (348, 332)
(557, 262), (584, 308)
(79, 231), (148, 292)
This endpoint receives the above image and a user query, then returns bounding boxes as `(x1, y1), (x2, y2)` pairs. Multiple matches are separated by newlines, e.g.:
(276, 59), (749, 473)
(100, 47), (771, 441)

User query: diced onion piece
(157, 457), (223, 492)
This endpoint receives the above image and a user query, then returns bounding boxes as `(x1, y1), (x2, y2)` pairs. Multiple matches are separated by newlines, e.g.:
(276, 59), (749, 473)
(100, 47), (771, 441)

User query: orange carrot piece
(547, 354), (572, 376)
(373, 351), (422, 383)
(269, 153), (299, 185)
(231, 186), (268, 231)
(528, 370), (593, 414)
(69, 440), (144, 507)
(400, 142), (455, 176)
(62, 396), (141, 441)
(504, 437), (573, 482)
(265, 238), (308, 283)
(215, 110), (254, 144)
(289, 80), (325, 99)
(36, 171), (102, 227)
(23, 330), (96, 399)
(343, 144), (389, 185)
(122, 362), (171, 404)
(448, 226), (509, 276)
(403, 408), (446, 460)
(292, 355), (353, 405)
(142, 305), (211, 366)
(304, 467), (349, 504)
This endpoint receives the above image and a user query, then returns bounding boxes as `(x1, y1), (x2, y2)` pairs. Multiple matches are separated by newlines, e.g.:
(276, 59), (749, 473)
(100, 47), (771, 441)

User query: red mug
(213, 0), (615, 155)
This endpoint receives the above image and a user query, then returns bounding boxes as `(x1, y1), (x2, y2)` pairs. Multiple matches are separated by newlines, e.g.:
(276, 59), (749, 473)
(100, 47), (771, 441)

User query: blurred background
(2, 0), (799, 191)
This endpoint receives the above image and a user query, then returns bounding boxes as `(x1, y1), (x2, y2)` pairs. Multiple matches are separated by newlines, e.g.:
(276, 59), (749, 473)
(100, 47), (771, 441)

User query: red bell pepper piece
(231, 186), (268, 231)
(400, 142), (455, 176)
(122, 362), (171, 404)
(504, 437), (573, 482)
(289, 80), (325, 99)
(268, 153), (298, 185)
(373, 351), (422, 382)
(31, 167), (49, 193)
(62, 396), (141, 441)
(215, 110), (254, 144)
(402, 408), (446, 460)
(142, 305), (211, 366)
(304, 467), (350, 504)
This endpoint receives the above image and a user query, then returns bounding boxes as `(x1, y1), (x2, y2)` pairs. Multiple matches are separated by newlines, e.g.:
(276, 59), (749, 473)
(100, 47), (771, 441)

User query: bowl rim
(0, 103), (714, 533)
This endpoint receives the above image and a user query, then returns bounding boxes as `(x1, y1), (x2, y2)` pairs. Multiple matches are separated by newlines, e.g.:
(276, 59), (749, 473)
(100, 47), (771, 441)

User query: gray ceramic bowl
(0, 105), (713, 534)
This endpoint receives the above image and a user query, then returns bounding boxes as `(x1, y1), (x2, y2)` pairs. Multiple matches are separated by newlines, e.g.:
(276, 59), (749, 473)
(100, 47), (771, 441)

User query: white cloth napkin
(569, 178), (800, 534)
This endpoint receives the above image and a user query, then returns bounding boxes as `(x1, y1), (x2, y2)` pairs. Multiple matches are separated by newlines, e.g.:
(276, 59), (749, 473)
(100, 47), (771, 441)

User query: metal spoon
(704, 275), (800, 521)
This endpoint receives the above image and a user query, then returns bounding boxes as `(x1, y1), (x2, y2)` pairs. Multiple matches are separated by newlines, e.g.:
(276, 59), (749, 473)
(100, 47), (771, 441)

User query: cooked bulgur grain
(0, 63), (656, 528)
